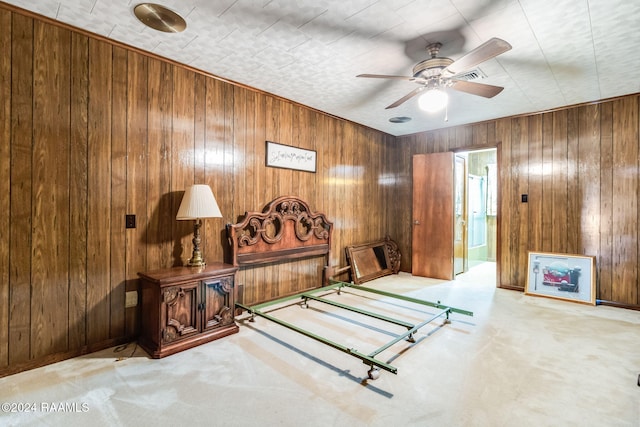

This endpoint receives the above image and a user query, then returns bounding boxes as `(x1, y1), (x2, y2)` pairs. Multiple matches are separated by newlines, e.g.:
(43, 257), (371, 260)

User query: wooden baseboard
(498, 284), (523, 291)
(498, 286), (640, 311)
(0, 336), (137, 379)
(596, 300), (640, 311)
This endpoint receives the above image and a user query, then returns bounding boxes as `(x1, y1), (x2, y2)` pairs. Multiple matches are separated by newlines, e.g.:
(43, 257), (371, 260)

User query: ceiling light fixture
(134, 3), (186, 33)
(417, 88), (448, 113)
(389, 116), (412, 123)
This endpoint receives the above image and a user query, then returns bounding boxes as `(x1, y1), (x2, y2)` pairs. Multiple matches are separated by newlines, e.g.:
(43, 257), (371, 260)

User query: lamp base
(186, 219), (206, 268)
(186, 254), (206, 268)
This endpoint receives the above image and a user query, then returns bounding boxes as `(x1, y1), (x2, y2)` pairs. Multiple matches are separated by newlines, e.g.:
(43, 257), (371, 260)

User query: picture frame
(525, 251), (596, 305)
(345, 240), (393, 284)
(265, 141), (316, 173)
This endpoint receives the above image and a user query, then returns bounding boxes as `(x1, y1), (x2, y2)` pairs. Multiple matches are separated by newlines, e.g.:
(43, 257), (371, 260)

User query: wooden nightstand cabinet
(138, 263), (239, 358)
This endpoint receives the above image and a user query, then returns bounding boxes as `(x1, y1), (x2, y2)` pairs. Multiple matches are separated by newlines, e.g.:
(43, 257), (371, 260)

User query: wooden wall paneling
(290, 103), (302, 199)
(68, 32), (89, 350)
(204, 78), (229, 266)
(435, 129), (448, 153)
(551, 110), (568, 254)
(86, 38), (112, 344)
(280, 102), (298, 304)
(357, 125), (368, 246)
(540, 113), (554, 252)
(123, 51), (148, 337)
(194, 73), (207, 185)
(221, 80), (235, 222)
(472, 123), (489, 146)
(316, 113), (329, 216)
(323, 118), (336, 266)
(31, 21), (71, 357)
(527, 115), (543, 253)
(495, 118), (513, 286)
(232, 86), (248, 257)
(512, 117), (529, 286)
(335, 121), (347, 268)
(367, 130), (380, 241)
(242, 88), (257, 230)
(110, 46), (128, 337)
(305, 109), (319, 208)
(235, 89), (258, 303)
(566, 108), (580, 253)
(8, 11), (33, 365)
(290, 105), (307, 290)
(264, 95), (280, 202)
(146, 58), (173, 271)
(361, 128), (372, 243)
(246, 90), (267, 303)
(373, 132), (385, 239)
(193, 73), (219, 265)
(402, 135), (414, 270)
(454, 125), (472, 150)
(599, 102), (614, 301)
(0, 8), (11, 367)
(612, 97), (638, 304)
(577, 105), (601, 260)
(341, 122), (354, 249)
(171, 66), (197, 268)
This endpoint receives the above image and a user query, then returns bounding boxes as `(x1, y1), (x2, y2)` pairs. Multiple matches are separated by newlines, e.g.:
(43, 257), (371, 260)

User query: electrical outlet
(521, 194), (528, 203)
(125, 291), (138, 308)
(125, 214), (136, 229)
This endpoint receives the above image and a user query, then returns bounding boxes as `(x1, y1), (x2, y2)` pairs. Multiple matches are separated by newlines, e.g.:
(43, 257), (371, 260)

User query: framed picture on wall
(525, 251), (596, 305)
(265, 141), (316, 173)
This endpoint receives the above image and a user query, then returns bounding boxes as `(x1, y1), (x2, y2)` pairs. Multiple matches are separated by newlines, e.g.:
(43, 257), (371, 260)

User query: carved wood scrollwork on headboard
(226, 196), (333, 268)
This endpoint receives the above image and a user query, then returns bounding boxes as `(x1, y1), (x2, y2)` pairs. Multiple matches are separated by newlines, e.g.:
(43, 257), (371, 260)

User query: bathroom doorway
(458, 148), (497, 273)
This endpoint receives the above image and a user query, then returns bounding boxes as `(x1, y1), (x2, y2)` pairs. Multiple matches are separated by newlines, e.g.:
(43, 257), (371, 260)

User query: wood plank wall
(0, 7), (395, 375)
(393, 97), (640, 308)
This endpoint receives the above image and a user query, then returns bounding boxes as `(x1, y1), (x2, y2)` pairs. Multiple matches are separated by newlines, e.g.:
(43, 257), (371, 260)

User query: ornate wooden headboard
(226, 196), (333, 271)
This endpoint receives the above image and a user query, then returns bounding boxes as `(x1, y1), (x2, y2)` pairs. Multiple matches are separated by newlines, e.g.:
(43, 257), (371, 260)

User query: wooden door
(202, 275), (235, 331)
(454, 155), (467, 275)
(412, 152), (455, 280)
(161, 281), (199, 343)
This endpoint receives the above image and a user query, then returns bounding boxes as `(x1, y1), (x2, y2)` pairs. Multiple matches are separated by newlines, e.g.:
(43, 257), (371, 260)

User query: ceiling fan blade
(450, 80), (504, 98)
(442, 37), (511, 77)
(385, 87), (424, 109)
(357, 74), (415, 81)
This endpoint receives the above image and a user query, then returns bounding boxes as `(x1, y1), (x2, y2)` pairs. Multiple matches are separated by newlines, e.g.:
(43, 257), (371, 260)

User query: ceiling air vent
(453, 68), (487, 81)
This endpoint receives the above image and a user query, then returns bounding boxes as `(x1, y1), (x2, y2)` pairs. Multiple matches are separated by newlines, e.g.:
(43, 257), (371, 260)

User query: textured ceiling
(4, 0), (640, 136)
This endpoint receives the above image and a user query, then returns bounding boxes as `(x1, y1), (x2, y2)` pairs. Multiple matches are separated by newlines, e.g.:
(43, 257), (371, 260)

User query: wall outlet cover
(125, 291), (138, 308)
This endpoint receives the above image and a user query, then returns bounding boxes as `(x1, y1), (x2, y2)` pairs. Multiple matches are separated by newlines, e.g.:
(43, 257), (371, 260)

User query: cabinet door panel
(202, 276), (234, 331)
(161, 281), (199, 343)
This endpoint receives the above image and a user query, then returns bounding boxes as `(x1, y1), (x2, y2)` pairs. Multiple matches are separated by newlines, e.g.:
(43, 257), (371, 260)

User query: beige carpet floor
(1, 263), (639, 427)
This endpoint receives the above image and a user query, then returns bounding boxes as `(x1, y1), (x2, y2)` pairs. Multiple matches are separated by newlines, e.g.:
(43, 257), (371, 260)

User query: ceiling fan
(357, 37), (512, 110)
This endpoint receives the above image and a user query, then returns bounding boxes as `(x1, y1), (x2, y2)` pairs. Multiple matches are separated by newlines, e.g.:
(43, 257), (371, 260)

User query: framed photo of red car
(525, 251), (596, 305)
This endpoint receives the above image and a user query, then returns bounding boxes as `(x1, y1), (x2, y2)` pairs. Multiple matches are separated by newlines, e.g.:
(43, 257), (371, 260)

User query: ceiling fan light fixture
(418, 89), (448, 113)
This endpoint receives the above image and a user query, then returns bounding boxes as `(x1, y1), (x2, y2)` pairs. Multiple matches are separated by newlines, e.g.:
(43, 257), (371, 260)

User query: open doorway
(412, 148), (498, 283)
(456, 148), (497, 278)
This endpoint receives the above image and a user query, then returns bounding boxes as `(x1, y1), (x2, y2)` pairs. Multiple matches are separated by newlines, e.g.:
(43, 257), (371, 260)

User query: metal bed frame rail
(236, 279), (473, 380)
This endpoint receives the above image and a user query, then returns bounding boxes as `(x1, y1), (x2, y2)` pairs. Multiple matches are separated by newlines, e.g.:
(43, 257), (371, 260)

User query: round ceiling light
(134, 3), (186, 33)
(418, 89), (448, 113)
(389, 116), (412, 123)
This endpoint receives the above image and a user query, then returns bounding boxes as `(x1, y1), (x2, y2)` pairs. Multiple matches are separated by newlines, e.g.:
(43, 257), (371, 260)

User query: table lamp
(176, 184), (222, 267)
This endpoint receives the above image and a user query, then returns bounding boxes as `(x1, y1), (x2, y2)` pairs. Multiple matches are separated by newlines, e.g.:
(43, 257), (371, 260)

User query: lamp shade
(176, 184), (222, 220)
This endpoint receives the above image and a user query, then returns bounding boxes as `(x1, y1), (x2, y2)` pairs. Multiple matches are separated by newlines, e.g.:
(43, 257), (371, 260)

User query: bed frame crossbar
(236, 279), (473, 379)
